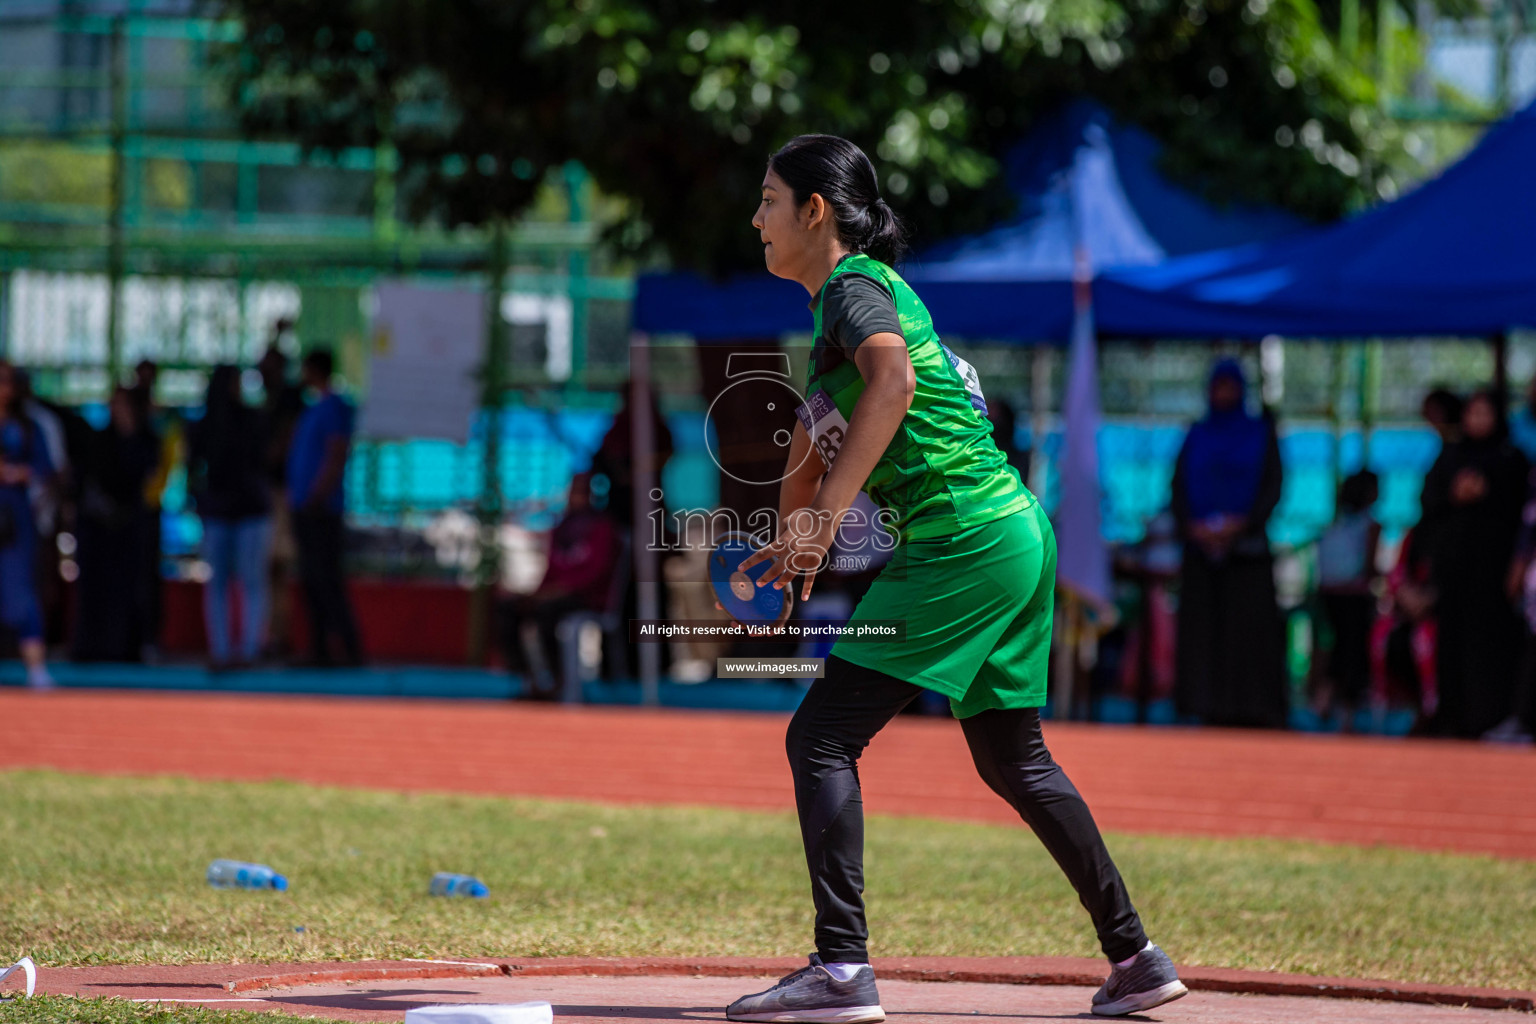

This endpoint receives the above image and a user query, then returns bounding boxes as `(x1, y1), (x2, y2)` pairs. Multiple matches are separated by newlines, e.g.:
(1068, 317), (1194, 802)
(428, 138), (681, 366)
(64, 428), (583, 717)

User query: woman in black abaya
(1171, 359), (1288, 729)
(1418, 388), (1528, 738)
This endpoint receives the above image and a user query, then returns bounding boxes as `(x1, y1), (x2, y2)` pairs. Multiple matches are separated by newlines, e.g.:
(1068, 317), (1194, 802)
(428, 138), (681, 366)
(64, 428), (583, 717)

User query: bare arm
(778, 420), (823, 528)
(744, 334), (914, 599)
(715, 420), (825, 624)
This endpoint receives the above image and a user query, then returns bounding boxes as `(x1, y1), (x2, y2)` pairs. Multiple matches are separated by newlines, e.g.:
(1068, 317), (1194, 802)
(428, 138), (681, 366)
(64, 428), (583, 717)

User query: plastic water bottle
(429, 872), (488, 898)
(207, 859), (288, 891)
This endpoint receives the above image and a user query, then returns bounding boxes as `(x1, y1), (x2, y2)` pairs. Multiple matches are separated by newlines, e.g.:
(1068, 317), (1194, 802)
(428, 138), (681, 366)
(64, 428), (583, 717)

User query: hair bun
(769, 134), (908, 264)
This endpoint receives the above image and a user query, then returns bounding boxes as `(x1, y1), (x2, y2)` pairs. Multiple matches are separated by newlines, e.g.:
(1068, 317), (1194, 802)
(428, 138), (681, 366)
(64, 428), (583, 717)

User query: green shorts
(829, 499), (1056, 719)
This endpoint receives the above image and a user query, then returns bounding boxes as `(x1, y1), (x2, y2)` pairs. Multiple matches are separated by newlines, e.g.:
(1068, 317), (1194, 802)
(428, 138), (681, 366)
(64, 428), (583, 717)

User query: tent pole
(1358, 340), (1380, 462)
(631, 334), (662, 706)
(1260, 335), (1285, 412)
(1253, 338), (1274, 413)
(106, 15), (126, 384)
(1029, 347), (1052, 497)
(467, 220), (510, 667)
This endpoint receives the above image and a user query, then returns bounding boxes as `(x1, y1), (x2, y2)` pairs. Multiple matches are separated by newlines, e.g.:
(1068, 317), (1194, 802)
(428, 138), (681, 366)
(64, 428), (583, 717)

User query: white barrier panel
(404, 1001), (554, 1024)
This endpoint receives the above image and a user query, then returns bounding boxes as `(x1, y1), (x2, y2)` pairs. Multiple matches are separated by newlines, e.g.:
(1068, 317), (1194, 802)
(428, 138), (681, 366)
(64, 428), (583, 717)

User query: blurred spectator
(129, 358), (179, 660)
(1369, 528), (1439, 726)
(17, 370), (67, 504)
(16, 369), (74, 646)
(1171, 358), (1288, 728)
(0, 362), (56, 689)
(591, 378), (673, 530)
(131, 358), (157, 398)
(1418, 388), (1528, 738)
(287, 348), (362, 667)
(257, 342), (306, 658)
(987, 397), (1031, 487)
(1312, 469), (1381, 728)
(73, 386), (158, 663)
(1494, 478), (1536, 743)
(591, 379), (672, 674)
(1420, 388), (1464, 447)
(500, 472), (621, 698)
(662, 511), (731, 683)
(187, 365), (272, 670)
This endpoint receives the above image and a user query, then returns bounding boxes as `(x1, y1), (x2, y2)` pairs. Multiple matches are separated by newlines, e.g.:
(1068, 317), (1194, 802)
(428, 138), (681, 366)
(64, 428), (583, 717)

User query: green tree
(216, 0), (1404, 272)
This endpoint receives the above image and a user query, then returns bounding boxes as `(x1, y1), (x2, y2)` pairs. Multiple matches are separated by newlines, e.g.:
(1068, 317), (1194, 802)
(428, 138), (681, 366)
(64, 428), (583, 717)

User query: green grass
(1, 770), (1533, 991)
(0, 997), (318, 1024)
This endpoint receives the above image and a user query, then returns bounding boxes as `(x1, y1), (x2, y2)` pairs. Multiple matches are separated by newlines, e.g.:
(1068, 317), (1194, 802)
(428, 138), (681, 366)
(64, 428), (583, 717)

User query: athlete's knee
(785, 702), (813, 766)
(961, 707), (1053, 767)
(785, 692), (869, 783)
(961, 708), (1076, 809)
(785, 700), (845, 779)
(787, 658), (917, 779)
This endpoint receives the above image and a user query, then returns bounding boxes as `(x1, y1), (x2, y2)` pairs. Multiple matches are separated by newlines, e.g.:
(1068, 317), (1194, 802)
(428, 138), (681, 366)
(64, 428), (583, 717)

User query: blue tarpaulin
(1098, 101), (1536, 338)
(632, 101), (1305, 342)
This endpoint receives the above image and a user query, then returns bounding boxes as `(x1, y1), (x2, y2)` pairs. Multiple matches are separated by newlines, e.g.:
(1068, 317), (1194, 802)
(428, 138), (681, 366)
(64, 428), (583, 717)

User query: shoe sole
(727, 1005), (885, 1023)
(1091, 980), (1189, 1017)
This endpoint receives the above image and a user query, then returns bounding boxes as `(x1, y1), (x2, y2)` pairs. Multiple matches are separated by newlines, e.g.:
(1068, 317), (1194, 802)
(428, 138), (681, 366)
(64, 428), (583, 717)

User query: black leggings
(786, 655), (1148, 964)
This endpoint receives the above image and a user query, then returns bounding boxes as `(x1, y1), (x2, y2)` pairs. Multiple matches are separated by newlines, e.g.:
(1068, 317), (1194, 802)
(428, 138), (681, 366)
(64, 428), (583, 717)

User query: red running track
(2, 690), (1534, 859)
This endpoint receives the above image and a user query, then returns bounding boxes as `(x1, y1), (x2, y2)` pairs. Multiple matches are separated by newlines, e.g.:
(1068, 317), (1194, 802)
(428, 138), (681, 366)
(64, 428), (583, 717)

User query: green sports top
(796, 252), (1035, 543)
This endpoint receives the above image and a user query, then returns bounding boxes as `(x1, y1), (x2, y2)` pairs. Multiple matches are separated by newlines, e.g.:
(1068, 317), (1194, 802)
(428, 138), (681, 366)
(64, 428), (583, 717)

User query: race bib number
(795, 388), (850, 468)
(941, 343), (988, 416)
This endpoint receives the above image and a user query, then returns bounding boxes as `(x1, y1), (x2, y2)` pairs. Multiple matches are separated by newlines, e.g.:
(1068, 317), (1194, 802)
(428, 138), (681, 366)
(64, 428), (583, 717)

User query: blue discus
(710, 532), (793, 625)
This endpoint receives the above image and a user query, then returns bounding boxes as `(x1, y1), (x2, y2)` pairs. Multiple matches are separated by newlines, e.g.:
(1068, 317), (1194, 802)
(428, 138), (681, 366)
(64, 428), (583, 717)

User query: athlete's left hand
(739, 507), (839, 602)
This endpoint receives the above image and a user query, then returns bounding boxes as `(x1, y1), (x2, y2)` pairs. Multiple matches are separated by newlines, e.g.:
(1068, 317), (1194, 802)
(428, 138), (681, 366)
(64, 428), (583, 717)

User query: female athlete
(721, 135), (1187, 1021)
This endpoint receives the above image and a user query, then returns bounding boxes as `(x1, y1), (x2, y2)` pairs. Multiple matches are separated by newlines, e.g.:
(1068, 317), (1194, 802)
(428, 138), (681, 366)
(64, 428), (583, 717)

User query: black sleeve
(1420, 447), (1455, 523)
(822, 273), (903, 357)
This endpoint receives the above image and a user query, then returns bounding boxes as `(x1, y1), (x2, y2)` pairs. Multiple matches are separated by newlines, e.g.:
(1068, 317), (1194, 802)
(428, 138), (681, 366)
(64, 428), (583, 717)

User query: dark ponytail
(768, 134), (907, 265)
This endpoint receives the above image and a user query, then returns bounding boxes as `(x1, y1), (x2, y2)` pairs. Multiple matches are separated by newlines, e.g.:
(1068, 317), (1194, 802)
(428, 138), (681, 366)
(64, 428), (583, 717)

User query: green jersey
(798, 253), (1034, 543)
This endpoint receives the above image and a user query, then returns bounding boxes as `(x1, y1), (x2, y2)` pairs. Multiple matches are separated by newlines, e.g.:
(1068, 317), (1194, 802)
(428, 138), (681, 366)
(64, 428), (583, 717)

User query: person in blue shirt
(0, 362), (55, 689)
(286, 348), (363, 667)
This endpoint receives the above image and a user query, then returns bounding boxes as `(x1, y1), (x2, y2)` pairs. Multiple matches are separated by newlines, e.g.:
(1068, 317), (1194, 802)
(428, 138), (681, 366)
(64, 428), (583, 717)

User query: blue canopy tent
(1097, 100), (1536, 338)
(631, 100), (1305, 342)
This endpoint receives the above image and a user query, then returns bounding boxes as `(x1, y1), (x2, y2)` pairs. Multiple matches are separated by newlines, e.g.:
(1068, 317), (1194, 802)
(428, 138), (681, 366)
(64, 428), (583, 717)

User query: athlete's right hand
(739, 507), (837, 602)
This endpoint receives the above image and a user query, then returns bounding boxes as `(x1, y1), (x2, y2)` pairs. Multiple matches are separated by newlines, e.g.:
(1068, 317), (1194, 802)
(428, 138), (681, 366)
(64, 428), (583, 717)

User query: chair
(554, 528), (632, 703)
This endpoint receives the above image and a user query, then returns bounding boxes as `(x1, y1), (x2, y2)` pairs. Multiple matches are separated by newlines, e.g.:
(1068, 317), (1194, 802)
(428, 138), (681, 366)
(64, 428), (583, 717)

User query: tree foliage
(217, 0), (1405, 272)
